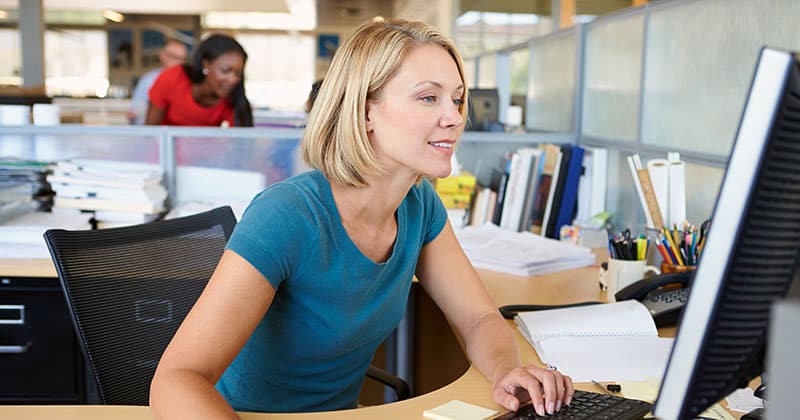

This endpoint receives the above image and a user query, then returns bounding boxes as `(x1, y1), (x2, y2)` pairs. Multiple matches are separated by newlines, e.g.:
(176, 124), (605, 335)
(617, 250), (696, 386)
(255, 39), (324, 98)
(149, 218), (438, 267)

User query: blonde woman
(150, 19), (573, 418)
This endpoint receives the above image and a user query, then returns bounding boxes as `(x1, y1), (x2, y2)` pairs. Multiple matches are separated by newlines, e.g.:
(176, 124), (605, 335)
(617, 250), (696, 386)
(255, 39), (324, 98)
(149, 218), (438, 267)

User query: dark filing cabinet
(0, 276), (85, 403)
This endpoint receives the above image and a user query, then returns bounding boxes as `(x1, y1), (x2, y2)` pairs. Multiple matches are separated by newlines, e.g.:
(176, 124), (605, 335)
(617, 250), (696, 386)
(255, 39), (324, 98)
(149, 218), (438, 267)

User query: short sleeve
(148, 67), (176, 109)
(420, 178), (448, 245)
(225, 185), (311, 289)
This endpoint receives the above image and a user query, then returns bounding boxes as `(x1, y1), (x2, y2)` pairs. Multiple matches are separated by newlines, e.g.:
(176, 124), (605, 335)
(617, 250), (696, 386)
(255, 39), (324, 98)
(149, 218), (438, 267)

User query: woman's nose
(440, 103), (464, 128)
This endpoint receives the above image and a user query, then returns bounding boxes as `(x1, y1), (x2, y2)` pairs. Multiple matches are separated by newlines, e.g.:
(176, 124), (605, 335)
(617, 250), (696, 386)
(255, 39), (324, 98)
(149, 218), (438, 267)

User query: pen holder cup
(604, 258), (660, 301)
(660, 263), (697, 274)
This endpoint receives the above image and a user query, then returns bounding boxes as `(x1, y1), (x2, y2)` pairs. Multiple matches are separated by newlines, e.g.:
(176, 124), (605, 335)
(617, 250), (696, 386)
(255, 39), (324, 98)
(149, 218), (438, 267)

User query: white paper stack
(0, 210), (93, 258)
(48, 159), (167, 226)
(455, 223), (595, 276)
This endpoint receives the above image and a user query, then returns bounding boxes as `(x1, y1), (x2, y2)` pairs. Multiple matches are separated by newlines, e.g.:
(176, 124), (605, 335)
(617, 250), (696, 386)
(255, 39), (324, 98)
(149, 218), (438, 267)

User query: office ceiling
(459, 0), (637, 15)
(317, 0), (392, 27)
(0, 0), (290, 14)
(0, 0), (636, 23)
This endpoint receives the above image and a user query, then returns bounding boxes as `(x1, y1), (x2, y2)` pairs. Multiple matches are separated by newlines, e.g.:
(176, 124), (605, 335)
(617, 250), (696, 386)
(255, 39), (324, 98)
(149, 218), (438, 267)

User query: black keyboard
(493, 390), (652, 420)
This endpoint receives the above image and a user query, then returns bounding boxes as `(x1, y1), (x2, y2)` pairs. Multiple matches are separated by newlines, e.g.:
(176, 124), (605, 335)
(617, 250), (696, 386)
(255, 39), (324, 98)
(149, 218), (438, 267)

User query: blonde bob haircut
(302, 18), (468, 187)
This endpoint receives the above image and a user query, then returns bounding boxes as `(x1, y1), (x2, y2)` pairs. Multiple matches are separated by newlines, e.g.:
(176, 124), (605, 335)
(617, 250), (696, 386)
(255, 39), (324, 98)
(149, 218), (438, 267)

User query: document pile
(0, 159), (54, 222)
(455, 223), (595, 276)
(48, 159), (167, 227)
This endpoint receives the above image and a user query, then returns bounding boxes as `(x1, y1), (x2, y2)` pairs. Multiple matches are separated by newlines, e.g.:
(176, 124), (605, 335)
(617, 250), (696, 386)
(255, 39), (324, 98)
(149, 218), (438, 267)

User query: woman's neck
(330, 175), (414, 228)
(191, 82), (221, 108)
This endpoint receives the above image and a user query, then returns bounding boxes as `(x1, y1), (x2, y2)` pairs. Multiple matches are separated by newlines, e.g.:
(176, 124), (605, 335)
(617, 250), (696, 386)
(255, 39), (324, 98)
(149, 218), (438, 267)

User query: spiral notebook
(514, 300), (658, 343)
(514, 300), (673, 382)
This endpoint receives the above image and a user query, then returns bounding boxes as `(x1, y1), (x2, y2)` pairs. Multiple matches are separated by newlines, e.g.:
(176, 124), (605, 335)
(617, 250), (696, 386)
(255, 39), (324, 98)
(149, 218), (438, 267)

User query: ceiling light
(102, 9), (124, 23)
(0, 10), (8, 19)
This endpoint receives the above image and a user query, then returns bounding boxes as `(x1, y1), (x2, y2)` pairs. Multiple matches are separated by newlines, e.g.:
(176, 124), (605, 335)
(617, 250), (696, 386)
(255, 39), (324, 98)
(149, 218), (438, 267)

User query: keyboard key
(493, 390), (651, 420)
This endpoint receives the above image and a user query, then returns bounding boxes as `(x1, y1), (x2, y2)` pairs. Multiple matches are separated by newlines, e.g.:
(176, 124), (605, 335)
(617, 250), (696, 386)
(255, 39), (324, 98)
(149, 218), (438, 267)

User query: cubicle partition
(458, 0), (800, 231)
(0, 125), (305, 216)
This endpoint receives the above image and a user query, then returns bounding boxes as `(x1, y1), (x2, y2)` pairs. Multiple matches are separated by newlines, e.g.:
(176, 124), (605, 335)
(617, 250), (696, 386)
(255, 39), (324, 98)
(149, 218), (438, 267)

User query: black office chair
(44, 206), (409, 406)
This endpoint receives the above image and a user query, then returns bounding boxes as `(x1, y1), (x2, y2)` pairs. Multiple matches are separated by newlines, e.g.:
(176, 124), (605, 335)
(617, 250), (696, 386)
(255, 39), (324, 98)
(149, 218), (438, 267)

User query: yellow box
(437, 192), (473, 209)
(435, 173), (476, 194)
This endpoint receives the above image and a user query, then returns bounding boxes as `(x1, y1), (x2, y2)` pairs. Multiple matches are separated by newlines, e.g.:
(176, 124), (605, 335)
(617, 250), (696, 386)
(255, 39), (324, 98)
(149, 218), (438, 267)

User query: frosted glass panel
(642, 0), (800, 156)
(526, 31), (578, 132)
(510, 48), (529, 96)
(582, 14), (644, 141)
(478, 55), (497, 88)
(463, 58), (477, 88)
(0, 132), (158, 164)
(174, 136), (303, 181)
(683, 161), (723, 225)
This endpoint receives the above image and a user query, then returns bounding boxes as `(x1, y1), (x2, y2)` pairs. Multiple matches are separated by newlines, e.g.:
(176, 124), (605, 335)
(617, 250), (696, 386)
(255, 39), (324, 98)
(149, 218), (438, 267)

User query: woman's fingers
(493, 365), (573, 416)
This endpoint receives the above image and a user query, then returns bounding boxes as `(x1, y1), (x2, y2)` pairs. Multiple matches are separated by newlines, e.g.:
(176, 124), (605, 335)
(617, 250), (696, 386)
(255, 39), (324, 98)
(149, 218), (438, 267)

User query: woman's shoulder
(156, 65), (189, 85)
(244, 171), (328, 219)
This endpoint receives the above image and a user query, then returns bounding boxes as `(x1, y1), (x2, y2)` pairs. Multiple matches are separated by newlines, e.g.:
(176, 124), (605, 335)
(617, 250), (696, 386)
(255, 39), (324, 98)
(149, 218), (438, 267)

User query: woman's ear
(365, 103), (374, 133)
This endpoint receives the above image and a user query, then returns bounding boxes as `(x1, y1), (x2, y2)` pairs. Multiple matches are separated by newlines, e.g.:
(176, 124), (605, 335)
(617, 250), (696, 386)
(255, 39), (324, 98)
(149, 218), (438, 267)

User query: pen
(592, 380), (612, 395)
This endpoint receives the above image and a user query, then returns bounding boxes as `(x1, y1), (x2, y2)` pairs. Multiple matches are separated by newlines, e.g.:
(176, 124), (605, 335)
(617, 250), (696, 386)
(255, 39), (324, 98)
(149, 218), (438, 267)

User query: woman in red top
(146, 34), (253, 127)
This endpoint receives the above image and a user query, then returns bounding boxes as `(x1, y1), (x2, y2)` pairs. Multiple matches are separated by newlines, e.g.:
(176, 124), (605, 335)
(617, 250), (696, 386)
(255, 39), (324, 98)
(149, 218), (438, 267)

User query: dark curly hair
(184, 33), (253, 127)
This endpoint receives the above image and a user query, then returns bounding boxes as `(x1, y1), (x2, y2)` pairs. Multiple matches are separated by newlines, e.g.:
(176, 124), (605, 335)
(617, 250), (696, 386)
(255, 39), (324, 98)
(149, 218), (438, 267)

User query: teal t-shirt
(217, 170), (447, 412)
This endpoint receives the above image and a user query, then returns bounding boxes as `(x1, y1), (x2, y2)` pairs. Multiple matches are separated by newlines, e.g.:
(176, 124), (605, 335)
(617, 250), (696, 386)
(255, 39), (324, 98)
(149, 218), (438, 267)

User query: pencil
(662, 226), (684, 265)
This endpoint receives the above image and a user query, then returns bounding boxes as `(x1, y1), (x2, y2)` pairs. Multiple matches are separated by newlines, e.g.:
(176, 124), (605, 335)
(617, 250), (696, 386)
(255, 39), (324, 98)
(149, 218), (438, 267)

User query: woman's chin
(427, 166), (453, 179)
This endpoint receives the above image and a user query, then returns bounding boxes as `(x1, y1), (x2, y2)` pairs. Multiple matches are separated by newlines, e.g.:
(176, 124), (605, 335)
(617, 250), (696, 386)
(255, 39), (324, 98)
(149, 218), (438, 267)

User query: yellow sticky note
(618, 376), (661, 402)
(423, 400), (498, 420)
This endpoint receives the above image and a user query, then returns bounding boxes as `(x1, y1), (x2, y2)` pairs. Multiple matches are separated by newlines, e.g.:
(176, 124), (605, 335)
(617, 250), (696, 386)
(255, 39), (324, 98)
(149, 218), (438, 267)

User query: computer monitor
(653, 47), (800, 419)
(467, 88), (500, 131)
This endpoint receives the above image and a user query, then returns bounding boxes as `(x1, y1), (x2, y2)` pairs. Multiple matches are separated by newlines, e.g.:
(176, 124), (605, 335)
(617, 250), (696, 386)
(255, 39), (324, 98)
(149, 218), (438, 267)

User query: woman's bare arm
(416, 222), (573, 416)
(144, 102), (166, 125)
(150, 250), (276, 419)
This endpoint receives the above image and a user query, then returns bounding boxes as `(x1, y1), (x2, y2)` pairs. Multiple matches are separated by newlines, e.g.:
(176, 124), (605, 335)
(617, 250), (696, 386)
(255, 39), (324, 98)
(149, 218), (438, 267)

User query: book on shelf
(514, 300), (673, 382)
(499, 147), (541, 232)
(498, 151), (522, 230)
(574, 147), (608, 227)
(489, 167), (509, 225)
(537, 145), (563, 236)
(552, 145), (585, 239)
(519, 149), (545, 232)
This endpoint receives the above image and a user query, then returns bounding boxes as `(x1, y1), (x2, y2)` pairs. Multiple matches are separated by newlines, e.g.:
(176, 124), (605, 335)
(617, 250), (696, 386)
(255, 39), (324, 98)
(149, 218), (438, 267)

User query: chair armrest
(366, 365), (411, 401)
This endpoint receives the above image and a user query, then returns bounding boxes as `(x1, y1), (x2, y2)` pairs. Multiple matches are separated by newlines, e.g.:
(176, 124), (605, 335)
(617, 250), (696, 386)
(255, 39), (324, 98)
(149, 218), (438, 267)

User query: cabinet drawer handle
(0, 341), (32, 354)
(0, 304), (25, 325)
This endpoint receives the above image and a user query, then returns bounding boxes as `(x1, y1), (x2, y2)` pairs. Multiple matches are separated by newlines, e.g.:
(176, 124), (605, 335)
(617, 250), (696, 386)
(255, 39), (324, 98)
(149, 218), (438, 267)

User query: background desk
(1, 258), (745, 418)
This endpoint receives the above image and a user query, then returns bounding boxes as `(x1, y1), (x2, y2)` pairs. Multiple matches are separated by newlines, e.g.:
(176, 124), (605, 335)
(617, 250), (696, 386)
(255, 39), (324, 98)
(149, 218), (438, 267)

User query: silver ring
(546, 364), (557, 371)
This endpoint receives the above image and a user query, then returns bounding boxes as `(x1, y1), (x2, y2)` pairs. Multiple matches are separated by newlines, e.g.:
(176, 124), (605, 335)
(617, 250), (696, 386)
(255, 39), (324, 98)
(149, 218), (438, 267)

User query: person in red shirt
(146, 34), (253, 127)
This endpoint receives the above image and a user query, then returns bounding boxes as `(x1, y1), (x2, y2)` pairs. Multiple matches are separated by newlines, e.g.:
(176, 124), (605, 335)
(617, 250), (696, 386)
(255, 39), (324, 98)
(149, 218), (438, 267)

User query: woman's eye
(453, 98), (464, 106)
(421, 96), (437, 103)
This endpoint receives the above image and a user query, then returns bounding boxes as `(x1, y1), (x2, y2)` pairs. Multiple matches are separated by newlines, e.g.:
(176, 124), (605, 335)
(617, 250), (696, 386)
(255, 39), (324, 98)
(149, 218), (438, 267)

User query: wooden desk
(0, 257), (56, 278)
(0, 260), (742, 419)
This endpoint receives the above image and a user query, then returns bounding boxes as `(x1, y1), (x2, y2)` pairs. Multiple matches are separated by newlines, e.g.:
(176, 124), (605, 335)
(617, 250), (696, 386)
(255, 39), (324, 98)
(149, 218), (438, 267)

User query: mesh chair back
(43, 206), (236, 405)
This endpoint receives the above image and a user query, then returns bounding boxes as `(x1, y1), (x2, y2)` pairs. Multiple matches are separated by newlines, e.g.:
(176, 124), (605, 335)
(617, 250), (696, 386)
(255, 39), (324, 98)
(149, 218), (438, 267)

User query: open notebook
(514, 300), (673, 382)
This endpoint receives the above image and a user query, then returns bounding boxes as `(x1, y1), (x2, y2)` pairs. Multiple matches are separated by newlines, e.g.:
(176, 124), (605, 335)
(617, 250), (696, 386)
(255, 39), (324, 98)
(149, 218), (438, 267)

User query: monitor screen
(653, 47), (800, 419)
(467, 88), (500, 131)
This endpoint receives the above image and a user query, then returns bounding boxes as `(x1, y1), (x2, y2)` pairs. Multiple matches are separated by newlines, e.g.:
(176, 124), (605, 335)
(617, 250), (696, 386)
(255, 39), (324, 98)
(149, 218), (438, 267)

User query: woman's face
(203, 51), (245, 98)
(365, 43), (464, 180)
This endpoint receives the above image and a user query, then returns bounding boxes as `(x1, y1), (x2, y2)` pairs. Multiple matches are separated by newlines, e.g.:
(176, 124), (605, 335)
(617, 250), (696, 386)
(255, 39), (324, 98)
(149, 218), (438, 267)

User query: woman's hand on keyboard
(492, 364), (574, 416)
